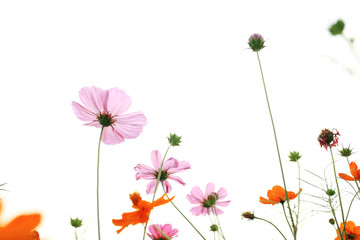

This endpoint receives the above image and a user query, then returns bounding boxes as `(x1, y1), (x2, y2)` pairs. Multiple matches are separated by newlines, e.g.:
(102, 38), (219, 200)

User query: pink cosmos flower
(135, 150), (190, 194)
(186, 182), (230, 216)
(72, 86), (146, 145)
(147, 224), (178, 240)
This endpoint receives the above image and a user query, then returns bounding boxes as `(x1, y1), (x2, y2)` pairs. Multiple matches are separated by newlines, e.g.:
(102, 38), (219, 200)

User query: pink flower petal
(113, 112), (146, 139)
(205, 182), (215, 195)
(151, 150), (162, 170)
(101, 126), (125, 145)
(167, 175), (186, 185)
(79, 86), (108, 113)
(217, 187), (228, 200)
(162, 158), (179, 171)
(107, 88), (132, 115)
(134, 164), (156, 180)
(72, 101), (96, 122)
(163, 180), (172, 193)
(186, 194), (200, 204)
(190, 206), (207, 216)
(190, 186), (205, 201)
(168, 161), (191, 174)
(214, 207), (224, 215)
(216, 200), (230, 207)
(146, 180), (157, 194)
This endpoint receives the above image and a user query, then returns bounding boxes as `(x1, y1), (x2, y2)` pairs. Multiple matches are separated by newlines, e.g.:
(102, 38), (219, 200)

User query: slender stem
(281, 203), (294, 235)
(143, 145), (172, 240)
(296, 161), (301, 231)
(74, 228), (78, 240)
(329, 196), (343, 240)
(96, 126), (104, 240)
(256, 52), (296, 238)
(329, 147), (347, 240)
(162, 185), (207, 240)
(213, 206), (225, 240)
(255, 217), (287, 240)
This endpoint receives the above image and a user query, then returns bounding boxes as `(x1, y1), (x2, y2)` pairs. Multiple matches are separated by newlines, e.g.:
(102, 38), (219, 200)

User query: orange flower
(339, 162), (360, 181)
(259, 185), (302, 205)
(0, 201), (41, 240)
(335, 221), (360, 240)
(112, 192), (174, 234)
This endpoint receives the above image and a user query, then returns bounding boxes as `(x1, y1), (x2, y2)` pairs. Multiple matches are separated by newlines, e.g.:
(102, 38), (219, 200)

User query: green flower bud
(210, 224), (219, 232)
(329, 218), (335, 225)
(329, 20), (345, 36)
(70, 217), (83, 228)
(339, 145), (353, 157)
(248, 33), (265, 52)
(326, 189), (336, 197)
(168, 133), (182, 147)
(242, 211), (255, 220)
(289, 151), (302, 162)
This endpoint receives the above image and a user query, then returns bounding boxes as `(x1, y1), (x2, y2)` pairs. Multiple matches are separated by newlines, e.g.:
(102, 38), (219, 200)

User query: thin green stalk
(212, 206), (225, 240)
(281, 203), (294, 235)
(74, 228), (78, 240)
(255, 217), (287, 240)
(346, 190), (359, 222)
(329, 195), (343, 240)
(296, 161), (301, 231)
(162, 185), (206, 240)
(143, 145), (172, 240)
(256, 52), (296, 238)
(329, 147), (347, 240)
(96, 126), (104, 240)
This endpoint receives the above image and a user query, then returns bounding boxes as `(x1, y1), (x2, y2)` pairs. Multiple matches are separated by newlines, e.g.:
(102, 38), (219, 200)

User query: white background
(1, 1), (360, 239)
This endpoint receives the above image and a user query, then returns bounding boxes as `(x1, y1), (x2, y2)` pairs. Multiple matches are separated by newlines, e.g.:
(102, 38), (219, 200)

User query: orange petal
(151, 194), (174, 208)
(339, 173), (355, 181)
(3, 214), (41, 232)
(112, 211), (143, 234)
(350, 162), (360, 180)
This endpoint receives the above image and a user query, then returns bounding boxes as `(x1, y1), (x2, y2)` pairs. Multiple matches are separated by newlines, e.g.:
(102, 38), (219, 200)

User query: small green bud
(210, 224), (219, 232)
(329, 218), (335, 225)
(329, 20), (345, 36)
(339, 145), (353, 157)
(70, 217), (83, 228)
(248, 33), (265, 52)
(289, 151), (302, 162)
(326, 189), (336, 196)
(168, 133), (182, 147)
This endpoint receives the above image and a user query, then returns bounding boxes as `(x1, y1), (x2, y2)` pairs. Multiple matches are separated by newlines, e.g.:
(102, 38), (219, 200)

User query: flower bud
(210, 224), (219, 232)
(70, 217), (83, 228)
(289, 151), (301, 162)
(242, 211), (255, 220)
(317, 128), (340, 150)
(168, 133), (182, 147)
(326, 189), (336, 197)
(329, 20), (345, 35)
(329, 218), (335, 225)
(339, 145), (353, 157)
(248, 33), (265, 52)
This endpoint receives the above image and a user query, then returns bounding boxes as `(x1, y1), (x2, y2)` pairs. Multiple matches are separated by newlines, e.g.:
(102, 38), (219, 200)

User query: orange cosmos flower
(339, 162), (360, 181)
(259, 185), (302, 205)
(112, 192), (174, 234)
(335, 221), (360, 240)
(0, 201), (41, 240)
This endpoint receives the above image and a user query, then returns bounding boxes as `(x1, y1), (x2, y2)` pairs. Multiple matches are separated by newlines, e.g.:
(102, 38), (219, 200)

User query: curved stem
(256, 52), (296, 238)
(281, 203), (294, 235)
(255, 217), (287, 240)
(96, 126), (104, 240)
(213, 206), (225, 240)
(162, 185), (207, 240)
(329, 147), (347, 240)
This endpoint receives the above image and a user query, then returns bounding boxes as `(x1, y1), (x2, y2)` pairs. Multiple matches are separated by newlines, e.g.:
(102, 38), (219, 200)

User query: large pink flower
(186, 182), (230, 216)
(147, 224), (178, 240)
(72, 86), (146, 145)
(134, 150), (190, 194)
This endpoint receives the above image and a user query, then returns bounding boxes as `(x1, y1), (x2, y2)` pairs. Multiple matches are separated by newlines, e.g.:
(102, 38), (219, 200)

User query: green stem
(329, 196), (343, 240)
(143, 145), (172, 240)
(329, 147), (347, 240)
(75, 228), (78, 240)
(281, 203), (294, 235)
(212, 206), (225, 240)
(96, 126), (104, 240)
(255, 217), (287, 240)
(162, 185), (207, 240)
(296, 161), (301, 231)
(256, 51), (296, 238)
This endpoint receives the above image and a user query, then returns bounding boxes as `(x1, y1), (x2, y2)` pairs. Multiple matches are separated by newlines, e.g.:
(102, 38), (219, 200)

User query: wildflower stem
(143, 145), (172, 240)
(346, 189), (359, 222)
(255, 217), (287, 240)
(96, 126), (104, 240)
(281, 203), (294, 235)
(329, 147), (347, 240)
(256, 51), (296, 238)
(74, 228), (78, 240)
(213, 206), (226, 240)
(162, 185), (207, 240)
(329, 196), (343, 240)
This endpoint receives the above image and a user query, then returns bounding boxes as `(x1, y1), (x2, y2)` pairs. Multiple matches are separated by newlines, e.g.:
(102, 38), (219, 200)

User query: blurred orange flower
(0, 201), (41, 240)
(339, 162), (360, 181)
(259, 185), (302, 205)
(112, 192), (174, 234)
(335, 221), (360, 240)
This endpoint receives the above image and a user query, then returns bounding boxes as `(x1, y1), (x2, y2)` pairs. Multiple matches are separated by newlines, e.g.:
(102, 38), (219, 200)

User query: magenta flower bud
(248, 33), (265, 52)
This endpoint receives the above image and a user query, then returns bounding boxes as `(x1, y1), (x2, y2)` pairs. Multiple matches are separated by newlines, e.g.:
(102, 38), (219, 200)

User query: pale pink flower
(186, 182), (230, 216)
(72, 86), (146, 145)
(147, 224), (178, 240)
(134, 150), (190, 194)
